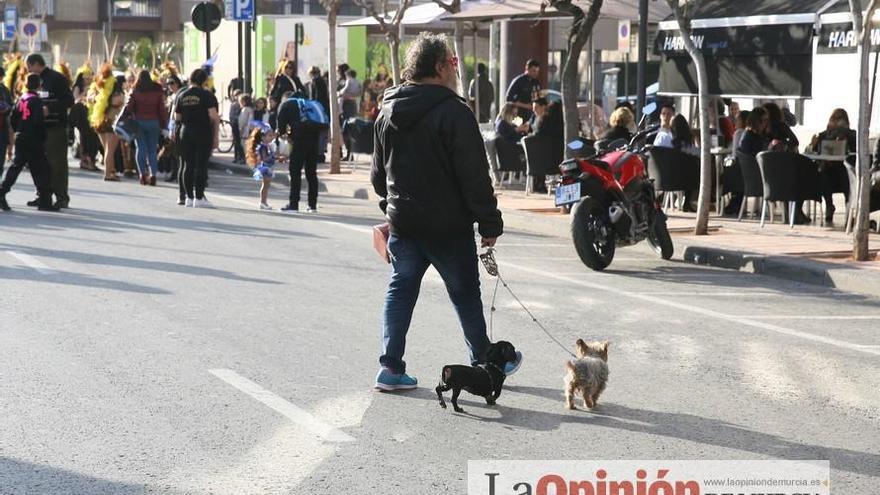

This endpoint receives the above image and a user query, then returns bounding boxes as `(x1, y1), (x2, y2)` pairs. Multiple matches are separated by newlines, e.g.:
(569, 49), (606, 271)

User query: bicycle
(217, 119), (235, 154)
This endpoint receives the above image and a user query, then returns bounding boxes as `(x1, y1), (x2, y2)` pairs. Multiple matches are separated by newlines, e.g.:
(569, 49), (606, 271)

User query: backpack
(288, 97), (329, 131)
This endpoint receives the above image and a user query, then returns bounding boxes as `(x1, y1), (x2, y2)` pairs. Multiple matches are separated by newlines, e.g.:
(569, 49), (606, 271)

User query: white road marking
(6, 251), (53, 275)
(500, 261), (880, 357)
(176, 390), (372, 495)
(744, 315), (880, 320)
(496, 243), (570, 248)
(209, 369), (355, 443)
(631, 291), (788, 297)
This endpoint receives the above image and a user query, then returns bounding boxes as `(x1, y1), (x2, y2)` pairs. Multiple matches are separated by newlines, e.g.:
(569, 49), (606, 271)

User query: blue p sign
(233, 0), (253, 21)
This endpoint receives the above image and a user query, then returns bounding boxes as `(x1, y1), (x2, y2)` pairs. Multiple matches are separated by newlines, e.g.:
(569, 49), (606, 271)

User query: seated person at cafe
(653, 103), (676, 148)
(738, 107), (769, 157)
(528, 97), (549, 132)
(601, 107), (634, 144)
(722, 110), (751, 215)
(671, 114), (699, 156)
(495, 103), (529, 143)
(731, 110), (750, 153)
(764, 102), (799, 151)
(528, 100), (564, 194)
(714, 99), (735, 146)
(670, 114), (699, 212)
(809, 108), (856, 223)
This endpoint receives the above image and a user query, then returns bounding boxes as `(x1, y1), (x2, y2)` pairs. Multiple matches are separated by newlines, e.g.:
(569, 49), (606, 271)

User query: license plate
(555, 182), (581, 206)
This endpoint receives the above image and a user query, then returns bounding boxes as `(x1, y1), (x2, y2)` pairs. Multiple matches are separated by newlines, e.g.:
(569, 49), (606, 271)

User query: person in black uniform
(173, 69), (220, 208)
(0, 74), (58, 212)
(505, 59), (542, 120)
(26, 53), (73, 208)
(276, 93), (322, 212)
(0, 67), (13, 179)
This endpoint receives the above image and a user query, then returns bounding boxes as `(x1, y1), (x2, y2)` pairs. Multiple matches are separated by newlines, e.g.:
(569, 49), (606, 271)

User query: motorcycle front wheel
(571, 197), (616, 271)
(647, 214), (674, 260)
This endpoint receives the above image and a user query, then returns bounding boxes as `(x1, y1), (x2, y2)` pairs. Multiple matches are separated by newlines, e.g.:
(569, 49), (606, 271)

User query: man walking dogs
(371, 33), (522, 391)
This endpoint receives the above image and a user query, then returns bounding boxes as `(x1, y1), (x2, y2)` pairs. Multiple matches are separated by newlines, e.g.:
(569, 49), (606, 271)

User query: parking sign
(4, 6), (17, 40)
(232, 0), (254, 21)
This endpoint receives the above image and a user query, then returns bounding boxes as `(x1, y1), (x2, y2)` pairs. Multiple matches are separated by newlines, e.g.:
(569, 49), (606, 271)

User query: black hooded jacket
(371, 83), (502, 240)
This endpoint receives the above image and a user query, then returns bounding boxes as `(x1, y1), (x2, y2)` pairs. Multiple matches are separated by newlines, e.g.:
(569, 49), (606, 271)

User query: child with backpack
(246, 122), (277, 211)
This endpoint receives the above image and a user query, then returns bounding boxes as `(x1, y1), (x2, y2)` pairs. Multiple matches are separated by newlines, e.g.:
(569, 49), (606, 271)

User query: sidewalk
(209, 151), (880, 296)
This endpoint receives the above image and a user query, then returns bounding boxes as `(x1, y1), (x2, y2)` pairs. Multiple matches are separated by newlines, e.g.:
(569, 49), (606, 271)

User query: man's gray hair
(402, 32), (450, 82)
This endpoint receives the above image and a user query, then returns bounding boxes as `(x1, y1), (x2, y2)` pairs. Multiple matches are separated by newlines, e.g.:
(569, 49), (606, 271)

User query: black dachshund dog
(436, 341), (517, 413)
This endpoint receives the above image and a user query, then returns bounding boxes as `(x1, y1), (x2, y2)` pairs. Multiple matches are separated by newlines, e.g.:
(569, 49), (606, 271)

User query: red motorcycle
(555, 126), (674, 271)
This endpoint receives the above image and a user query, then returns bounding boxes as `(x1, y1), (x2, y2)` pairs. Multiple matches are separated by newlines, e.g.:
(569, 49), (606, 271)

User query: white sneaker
(184, 198), (194, 207)
(306, 207), (317, 213)
(259, 202), (272, 210)
(192, 198), (215, 208)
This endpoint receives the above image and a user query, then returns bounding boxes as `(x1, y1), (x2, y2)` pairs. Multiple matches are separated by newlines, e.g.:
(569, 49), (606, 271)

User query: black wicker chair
(736, 151), (764, 221)
(756, 151), (822, 228)
(843, 159), (880, 233)
(647, 147), (700, 212)
(522, 135), (564, 195)
(493, 136), (526, 186)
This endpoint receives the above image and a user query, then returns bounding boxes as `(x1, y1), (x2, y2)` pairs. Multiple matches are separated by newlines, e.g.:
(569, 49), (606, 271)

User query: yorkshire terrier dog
(564, 339), (609, 410)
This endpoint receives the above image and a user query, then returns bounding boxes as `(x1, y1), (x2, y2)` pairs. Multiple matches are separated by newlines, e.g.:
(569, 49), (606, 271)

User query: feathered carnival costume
(3, 53), (22, 95)
(75, 61), (94, 84)
(157, 60), (179, 84)
(89, 63), (117, 131)
(56, 61), (73, 85)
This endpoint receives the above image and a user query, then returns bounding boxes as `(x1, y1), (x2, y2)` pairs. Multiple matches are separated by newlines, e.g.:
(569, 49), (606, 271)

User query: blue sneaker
(374, 368), (418, 391)
(504, 351), (523, 376)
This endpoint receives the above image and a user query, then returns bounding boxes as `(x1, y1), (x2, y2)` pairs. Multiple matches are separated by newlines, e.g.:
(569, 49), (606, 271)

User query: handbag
(113, 114), (140, 143)
(372, 223), (391, 263)
(113, 94), (139, 142)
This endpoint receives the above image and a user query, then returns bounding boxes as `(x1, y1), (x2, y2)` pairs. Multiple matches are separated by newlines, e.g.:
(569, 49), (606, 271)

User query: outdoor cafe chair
(492, 136), (527, 187)
(756, 151), (823, 228)
(735, 151), (764, 221)
(522, 134), (564, 196)
(843, 159), (880, 234)
(647, 147), (700, 212)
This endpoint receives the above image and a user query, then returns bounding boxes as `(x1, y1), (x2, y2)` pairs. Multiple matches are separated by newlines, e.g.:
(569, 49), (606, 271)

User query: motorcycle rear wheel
(647, 214), (674, 260)
(571, 197), (615, 271)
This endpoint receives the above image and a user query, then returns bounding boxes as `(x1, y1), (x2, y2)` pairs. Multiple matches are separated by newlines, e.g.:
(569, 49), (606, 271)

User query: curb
(680, 244), (880, 297)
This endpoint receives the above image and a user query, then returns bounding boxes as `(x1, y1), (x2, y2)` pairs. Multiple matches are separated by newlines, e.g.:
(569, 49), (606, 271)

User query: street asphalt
(1, 165), (878, 494)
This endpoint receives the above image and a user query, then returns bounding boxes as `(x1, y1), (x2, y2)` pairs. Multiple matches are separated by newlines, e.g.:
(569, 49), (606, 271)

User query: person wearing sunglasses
(370, 33), (521, 392)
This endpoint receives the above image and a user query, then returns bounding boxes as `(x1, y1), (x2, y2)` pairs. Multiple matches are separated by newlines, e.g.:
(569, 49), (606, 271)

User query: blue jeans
(380, 233), (491, 374)
(134, 120), (160, 176)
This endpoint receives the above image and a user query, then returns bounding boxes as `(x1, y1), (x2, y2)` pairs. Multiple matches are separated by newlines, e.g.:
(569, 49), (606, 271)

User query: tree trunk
(561, 36), (587, 155)
(453, 21), (466, 95)
(669, 3), (712, 235)
(553, 0), (603, 158)
(389, 34), (401, 85)
(850, 0), (875, 260)
(328, 8), (343, 174)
